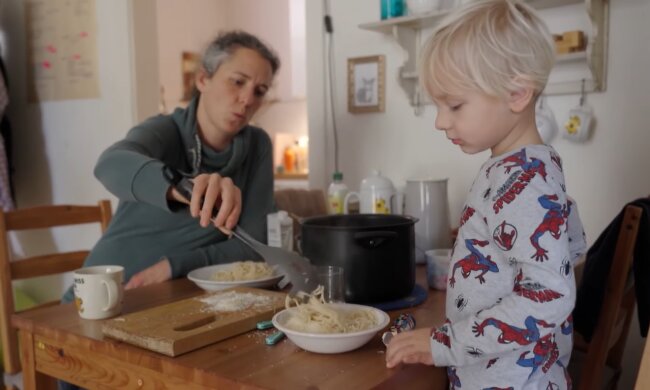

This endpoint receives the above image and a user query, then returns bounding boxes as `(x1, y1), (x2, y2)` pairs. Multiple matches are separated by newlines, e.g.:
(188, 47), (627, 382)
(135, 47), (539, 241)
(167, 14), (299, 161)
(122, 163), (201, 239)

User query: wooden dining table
(12, 265), (448, 389)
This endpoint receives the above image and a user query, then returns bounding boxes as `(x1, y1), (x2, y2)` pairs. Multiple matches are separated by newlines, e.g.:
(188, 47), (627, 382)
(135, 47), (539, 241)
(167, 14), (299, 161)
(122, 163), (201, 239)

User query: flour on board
(199, 291), (274, 312)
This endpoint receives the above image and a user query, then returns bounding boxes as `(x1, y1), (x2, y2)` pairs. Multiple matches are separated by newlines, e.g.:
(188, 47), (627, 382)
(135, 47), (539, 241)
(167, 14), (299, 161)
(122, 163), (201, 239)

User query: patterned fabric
(430, 145), (586, 389)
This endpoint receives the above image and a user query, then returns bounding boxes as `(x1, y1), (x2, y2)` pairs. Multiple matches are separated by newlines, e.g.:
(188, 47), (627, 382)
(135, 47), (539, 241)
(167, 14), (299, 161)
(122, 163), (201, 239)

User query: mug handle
(391, 192), (405, 215)
(343, 192), (359, 214)
(102, 279), (119, 312)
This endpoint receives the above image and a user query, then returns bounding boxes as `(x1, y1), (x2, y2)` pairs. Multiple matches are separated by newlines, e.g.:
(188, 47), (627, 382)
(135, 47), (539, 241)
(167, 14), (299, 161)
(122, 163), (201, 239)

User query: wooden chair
(0, 200), (112, 389)
(571, 204), (643, 390)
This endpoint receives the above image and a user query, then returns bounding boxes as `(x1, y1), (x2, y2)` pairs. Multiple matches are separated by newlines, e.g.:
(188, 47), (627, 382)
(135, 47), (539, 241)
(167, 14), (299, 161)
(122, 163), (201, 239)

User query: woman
(63, 30), (280, 301)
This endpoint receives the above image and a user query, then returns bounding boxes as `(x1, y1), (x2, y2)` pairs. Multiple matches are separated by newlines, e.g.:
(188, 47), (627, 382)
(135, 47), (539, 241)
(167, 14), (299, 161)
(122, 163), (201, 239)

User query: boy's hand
(385, 328), (435, 368)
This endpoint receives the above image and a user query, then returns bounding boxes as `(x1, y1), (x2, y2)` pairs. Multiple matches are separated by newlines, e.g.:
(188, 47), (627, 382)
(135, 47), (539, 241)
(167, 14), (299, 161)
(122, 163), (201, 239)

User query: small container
(426, 248), (452, 290)
(381, 0), (405, 19)
(267, 211), (293, 251)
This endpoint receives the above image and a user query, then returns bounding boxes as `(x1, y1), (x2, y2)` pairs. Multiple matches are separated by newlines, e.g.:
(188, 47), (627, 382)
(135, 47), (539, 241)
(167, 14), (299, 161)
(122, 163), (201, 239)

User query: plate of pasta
(271, 287), (390, 353)
(188, 261), (285, 291)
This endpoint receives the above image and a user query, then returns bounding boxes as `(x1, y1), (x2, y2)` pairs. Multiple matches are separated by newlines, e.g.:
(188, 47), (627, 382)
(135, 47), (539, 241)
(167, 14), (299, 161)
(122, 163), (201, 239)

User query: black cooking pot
(300, 214), (417, 303)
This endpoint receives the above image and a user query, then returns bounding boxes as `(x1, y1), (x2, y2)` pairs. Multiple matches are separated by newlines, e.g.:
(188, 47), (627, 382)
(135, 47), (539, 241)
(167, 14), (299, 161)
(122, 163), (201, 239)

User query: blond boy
(385, 1), (586, 388)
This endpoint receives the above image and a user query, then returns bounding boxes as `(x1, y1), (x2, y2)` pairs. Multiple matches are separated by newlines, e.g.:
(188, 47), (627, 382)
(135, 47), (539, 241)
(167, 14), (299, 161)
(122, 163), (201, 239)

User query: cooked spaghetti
(283, 286), (377, 333)
(211, 261), (275, 281)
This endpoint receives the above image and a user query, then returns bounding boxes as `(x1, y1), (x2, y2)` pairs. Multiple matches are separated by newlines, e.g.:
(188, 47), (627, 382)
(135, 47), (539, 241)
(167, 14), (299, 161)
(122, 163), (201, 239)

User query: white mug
(563, 104), (593, 143)
(73, 265), (124, 320)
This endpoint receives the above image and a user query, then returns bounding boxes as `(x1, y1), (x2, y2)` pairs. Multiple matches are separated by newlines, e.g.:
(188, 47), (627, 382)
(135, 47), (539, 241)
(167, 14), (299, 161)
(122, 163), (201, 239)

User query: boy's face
(430, 87), (533, 156)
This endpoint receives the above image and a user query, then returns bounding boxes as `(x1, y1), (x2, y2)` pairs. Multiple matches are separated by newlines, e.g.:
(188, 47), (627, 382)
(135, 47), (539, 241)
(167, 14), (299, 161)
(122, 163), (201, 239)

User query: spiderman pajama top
(431, 145), (586, 390)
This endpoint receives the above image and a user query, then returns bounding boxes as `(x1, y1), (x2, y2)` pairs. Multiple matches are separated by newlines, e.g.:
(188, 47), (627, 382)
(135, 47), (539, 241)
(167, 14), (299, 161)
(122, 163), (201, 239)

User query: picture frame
(347, 55), (385, 113)
(181, 51), (200, 102)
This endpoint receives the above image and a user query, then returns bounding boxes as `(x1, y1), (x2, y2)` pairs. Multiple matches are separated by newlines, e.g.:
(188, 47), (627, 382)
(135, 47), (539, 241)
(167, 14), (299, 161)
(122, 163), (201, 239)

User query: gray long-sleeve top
(83, 95), (274, 283)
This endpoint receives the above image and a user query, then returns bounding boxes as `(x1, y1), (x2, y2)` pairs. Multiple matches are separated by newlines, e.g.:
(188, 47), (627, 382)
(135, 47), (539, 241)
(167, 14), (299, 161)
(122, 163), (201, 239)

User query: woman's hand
(190, 173), (242, 229)
(124, 259), (172, 290)
(167, 172), (242, 229)
(385, 328), (436, 368)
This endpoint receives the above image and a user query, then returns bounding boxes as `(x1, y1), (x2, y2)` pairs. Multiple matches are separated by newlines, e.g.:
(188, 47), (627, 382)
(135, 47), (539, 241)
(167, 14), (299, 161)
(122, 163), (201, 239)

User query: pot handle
(353, 231), (398, 249)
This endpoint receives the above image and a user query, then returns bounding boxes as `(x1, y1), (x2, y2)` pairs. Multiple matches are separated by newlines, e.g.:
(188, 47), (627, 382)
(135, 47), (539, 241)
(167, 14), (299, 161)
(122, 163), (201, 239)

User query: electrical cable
(323, 0), (340, 174)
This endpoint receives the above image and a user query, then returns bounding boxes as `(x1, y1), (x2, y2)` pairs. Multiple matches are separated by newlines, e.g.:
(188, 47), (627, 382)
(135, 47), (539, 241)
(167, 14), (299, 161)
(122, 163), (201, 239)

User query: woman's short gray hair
(202, 30), (281, 77)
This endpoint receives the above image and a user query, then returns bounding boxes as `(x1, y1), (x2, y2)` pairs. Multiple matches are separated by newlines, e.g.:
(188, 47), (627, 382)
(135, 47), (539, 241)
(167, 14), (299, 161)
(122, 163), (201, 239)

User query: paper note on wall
(25, 0), (100, 102)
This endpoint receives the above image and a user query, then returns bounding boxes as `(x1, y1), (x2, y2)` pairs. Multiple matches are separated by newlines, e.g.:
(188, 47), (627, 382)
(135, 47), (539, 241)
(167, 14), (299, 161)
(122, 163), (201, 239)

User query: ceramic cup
(73, 265), (124, 319)
(316, 265), (345, 302)
(425, 249), (451, 290)
(563, 104), (593, 143)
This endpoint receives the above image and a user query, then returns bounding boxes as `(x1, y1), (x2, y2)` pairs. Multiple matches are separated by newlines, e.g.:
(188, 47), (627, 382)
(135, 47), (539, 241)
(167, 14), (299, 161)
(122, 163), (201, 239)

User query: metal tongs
(162, 166), (318, 296)
(223, 226), (318, 296)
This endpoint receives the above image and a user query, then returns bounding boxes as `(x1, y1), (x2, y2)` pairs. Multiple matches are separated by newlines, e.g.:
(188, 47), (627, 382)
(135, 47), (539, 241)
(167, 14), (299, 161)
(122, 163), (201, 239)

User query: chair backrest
(0, 200), (112, 375)
(274, 188), (327, 219)
(576, 204), (643, 390)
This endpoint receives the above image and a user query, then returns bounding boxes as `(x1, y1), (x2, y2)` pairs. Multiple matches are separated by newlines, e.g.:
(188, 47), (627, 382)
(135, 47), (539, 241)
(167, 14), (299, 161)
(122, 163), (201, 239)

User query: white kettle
(343, 170), (403, 214)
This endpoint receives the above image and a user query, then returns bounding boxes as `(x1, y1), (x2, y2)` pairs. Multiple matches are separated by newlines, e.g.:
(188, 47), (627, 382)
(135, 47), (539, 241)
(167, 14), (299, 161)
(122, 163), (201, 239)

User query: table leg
(18, 330), (56, 390)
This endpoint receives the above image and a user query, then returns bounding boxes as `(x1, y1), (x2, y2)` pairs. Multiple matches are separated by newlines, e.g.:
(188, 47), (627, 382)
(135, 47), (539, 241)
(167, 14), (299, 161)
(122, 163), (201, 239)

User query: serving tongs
(221, 226), (318, 296)
(162, 166), (318, 296)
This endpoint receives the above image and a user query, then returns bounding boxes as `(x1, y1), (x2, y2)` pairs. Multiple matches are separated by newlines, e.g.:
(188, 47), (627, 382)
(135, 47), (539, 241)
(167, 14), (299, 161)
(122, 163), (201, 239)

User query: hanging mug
(563, 104), (593, 143)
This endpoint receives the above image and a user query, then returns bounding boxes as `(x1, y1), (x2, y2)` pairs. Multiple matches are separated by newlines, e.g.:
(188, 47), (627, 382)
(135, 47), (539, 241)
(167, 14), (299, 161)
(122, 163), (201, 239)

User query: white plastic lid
(360, 170), (395, 191)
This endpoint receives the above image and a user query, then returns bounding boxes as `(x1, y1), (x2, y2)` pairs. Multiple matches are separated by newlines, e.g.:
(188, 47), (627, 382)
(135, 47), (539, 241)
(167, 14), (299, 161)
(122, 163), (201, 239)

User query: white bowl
(272, 303), (390, 354)
(187, 264), (284, 291)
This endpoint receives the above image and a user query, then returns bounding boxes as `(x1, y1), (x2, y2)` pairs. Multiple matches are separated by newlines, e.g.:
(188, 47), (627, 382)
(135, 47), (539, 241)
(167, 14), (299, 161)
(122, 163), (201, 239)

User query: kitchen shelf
(359, 0), (608, 114)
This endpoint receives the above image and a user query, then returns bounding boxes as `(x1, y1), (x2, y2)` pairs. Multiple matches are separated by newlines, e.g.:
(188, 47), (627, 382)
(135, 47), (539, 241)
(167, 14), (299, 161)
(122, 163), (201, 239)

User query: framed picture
(347, 55), (385, 113)
(181, 51), (200, 102)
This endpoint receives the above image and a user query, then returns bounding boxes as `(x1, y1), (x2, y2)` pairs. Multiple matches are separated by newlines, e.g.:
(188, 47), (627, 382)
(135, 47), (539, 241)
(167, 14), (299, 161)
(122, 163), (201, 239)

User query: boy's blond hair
(419, 0), (555, 99)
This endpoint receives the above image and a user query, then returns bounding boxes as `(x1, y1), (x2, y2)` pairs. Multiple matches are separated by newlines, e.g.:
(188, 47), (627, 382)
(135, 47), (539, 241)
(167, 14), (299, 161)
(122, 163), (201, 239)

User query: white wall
(156, 0), (228, 111)
(1, 0), (136, 302)
(306, 0), (650, 386)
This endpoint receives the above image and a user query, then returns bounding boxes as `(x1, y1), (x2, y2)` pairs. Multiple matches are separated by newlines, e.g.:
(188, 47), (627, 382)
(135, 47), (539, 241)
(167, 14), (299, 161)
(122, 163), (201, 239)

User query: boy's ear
(508, 84), (535, 113)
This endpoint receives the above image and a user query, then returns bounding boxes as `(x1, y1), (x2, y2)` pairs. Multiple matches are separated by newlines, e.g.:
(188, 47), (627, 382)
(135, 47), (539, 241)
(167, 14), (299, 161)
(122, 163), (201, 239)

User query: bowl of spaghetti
(271, 287), (390, 353)
(188, 261), (284, 291)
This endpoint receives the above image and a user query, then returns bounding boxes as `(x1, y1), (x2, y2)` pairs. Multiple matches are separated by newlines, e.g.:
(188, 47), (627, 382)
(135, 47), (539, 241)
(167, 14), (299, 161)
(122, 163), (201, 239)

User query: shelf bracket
(392, 26), (424, 115)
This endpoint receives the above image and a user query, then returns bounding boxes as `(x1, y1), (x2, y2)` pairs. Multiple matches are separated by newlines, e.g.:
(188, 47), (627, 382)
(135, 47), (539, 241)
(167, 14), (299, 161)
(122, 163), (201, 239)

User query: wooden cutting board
(102, 287), (287, 357)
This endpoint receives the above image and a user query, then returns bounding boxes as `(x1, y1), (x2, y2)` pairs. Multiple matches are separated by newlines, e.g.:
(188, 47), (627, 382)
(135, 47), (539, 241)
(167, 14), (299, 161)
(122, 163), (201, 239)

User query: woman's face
(195, 47), (274, 150)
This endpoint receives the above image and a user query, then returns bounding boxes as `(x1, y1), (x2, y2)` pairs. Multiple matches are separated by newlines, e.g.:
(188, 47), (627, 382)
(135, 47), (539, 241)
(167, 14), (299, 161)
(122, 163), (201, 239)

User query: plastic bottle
(327, 172), (349, 215)
(283, 145), (296, 173)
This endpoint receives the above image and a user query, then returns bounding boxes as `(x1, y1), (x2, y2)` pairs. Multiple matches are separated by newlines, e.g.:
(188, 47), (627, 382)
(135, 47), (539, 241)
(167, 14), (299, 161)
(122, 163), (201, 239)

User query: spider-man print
(430, 146), (584, 388)
(482, 387), (514, 390)
(472, 316), (555, 345)
(530, 194), (570, 261)
(513, 269), (564, 303)
(496, 149), (548, 180)
(560, 315), (573, 335)
(550, 151), (562, 172)
(459, 205), (476, 228)
(449, 239), (498, 287)
(448, 367), (461, 390)
(492, 149), (549, 214)
(431, 326), (451, 348)
(493, 220), (517, 250)
(516, 334), (559, 378)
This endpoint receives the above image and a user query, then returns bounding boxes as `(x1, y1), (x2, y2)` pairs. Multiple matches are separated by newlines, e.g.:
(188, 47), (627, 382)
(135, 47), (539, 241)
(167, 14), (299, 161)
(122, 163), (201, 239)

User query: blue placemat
(368, 283), (428, 311)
